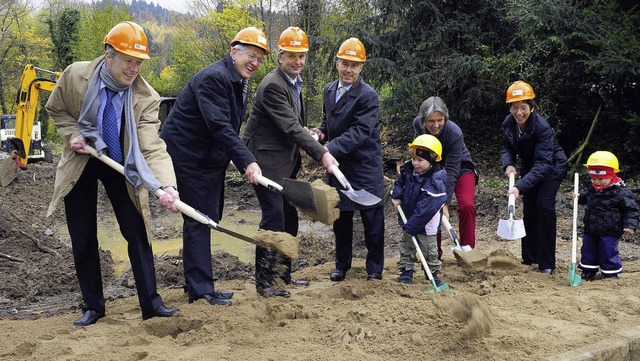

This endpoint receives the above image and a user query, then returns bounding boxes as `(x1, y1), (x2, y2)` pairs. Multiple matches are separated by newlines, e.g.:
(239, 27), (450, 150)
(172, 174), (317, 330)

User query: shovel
(568, 173), (582, 287)
(330, 164), (381, 206)
(256, 175), (317, 214)
(441, 214), (473, 252)
(0, 153), (19, 187)
(84, 145), (298, 258)
(497, 172), (526, 240)
(396, 205), (450, 293)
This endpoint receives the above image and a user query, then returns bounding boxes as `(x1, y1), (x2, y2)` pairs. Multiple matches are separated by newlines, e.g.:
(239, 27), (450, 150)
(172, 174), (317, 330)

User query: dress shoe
(289, 279), (310, 287)
(189, 293), (232, 306)
(142, 305), (179, 320)
(330, 269), (346, 282)
(367, 273), (382, 280)
(213, 290), (234, 300)
(73, 310), (104, 327)
(257, 287), (291, 298)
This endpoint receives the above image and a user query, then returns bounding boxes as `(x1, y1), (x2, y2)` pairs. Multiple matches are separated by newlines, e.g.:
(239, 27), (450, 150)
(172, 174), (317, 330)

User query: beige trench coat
(45, 56), (176, 237)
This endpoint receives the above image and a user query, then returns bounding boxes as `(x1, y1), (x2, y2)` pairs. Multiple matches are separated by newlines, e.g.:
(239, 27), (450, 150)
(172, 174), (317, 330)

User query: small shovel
(397, 205), (450, 293)
(497, 172), (526, 240)
(568, 173), (582, 287)
(330, 164), (381, 206)
(84, 145), (299, 258)
(257, 175), (317, 214)
(441, 214), (473, 252)
(0, 155), (19, 187)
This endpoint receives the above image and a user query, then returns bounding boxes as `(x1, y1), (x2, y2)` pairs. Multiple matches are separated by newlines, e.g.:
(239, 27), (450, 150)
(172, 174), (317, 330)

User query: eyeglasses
(245, 52), (264, 66)
(510, 105), (530, 113)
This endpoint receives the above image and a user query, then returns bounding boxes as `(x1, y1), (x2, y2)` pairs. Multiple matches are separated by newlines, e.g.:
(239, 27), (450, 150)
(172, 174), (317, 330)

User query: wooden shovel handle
(83, 145), (215, 227)
(571, 173), (579, 262)
(508, 172), (516, 217)
(256, 174), (283, 193)
(330, 164), (351, 190)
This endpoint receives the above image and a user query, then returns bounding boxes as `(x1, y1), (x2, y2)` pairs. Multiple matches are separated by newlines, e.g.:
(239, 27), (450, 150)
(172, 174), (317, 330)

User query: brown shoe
(257, 287), (291, 298)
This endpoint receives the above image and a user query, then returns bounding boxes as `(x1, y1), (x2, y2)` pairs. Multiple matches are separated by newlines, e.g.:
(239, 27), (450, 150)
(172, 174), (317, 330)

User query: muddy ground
(1, 153), (640, 360)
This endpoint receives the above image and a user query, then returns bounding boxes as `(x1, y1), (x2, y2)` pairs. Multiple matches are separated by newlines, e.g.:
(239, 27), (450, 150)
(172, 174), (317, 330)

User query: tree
(47, 7), (80, 71)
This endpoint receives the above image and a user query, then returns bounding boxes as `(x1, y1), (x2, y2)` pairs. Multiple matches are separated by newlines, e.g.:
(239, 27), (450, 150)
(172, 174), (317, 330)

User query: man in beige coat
(45, 21), (180, 326)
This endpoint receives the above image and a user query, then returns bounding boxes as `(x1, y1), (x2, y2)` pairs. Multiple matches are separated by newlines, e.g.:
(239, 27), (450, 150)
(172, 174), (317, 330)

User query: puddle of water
(57, 209), (261, 275)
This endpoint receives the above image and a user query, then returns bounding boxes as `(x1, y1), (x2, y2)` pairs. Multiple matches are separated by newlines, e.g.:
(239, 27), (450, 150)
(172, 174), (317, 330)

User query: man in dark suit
(243, 27), (338, 297)
(160, 27), (269, 306)
(312, 38), (386, 282)
(46, 21), (180, 326)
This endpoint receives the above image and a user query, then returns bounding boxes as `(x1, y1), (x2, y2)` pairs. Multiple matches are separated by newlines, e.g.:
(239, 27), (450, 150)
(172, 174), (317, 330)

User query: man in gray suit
(243, 27), (337, 297)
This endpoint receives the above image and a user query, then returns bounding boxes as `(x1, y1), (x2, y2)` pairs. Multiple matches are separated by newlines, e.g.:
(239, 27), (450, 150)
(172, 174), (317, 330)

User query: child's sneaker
(581, 272), (597, 281)
(398, 269), (413, 284)
(432, 271), (443, 287)
(602, 273), (619, 279)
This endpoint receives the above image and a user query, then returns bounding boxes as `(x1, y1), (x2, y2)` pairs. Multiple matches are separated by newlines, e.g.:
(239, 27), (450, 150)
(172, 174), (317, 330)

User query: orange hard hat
(336, 38), (366, 62)
(278, 27), (309, 52)
(506, 80), (536, 103)
(231, 27), (270, 55)
(104, 21), (150, 60)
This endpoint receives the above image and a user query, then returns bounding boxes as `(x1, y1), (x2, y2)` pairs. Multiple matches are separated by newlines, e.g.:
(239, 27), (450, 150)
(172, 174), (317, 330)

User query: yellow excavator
(0, 64), (60, 185)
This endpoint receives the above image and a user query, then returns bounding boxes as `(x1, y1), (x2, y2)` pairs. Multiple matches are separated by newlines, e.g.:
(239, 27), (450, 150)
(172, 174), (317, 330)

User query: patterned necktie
(242, 80), (248, 104)
(336, 86), (347, 102)
(102, 88), (122, 163)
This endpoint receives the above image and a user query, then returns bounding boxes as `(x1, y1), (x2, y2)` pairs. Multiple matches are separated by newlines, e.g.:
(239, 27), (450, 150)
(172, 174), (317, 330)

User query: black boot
(432, 271), (443, 287)
(398, 269), (413, 284)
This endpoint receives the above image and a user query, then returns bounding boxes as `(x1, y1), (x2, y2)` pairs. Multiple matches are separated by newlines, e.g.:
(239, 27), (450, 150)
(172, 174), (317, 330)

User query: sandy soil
(1, 156), (640, 361)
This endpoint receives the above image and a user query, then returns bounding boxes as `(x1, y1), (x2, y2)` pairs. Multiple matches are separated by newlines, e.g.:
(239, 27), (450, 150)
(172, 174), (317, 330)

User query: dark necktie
(242, 80), (248, 104)
(102, 88), (122, 163)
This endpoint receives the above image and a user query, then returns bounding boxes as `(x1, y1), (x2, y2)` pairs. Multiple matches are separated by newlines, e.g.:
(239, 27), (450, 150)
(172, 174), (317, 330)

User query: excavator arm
(12, 64), (60, 167)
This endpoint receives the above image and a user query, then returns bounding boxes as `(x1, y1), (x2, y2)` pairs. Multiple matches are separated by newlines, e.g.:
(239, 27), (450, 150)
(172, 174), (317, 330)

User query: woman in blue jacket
(501, 81), (568, 274)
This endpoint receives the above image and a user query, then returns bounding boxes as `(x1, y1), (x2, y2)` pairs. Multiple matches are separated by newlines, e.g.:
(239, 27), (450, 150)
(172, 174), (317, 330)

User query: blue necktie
(102, 88), (122, 163)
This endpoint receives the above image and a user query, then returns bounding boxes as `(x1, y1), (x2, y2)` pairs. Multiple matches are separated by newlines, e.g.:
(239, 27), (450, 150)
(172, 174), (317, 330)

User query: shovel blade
(339, 188), (381, 206)
(425, 282), (450, 293)
(497, 218), (526, 240)
(568, 263), (582, 287)
(0, 157), (18, 187)
(282, 178), (318, 213)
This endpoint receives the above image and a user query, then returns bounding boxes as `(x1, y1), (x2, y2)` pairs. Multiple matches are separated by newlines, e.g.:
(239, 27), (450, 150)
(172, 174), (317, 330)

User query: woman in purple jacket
(413, 96), (477, 259)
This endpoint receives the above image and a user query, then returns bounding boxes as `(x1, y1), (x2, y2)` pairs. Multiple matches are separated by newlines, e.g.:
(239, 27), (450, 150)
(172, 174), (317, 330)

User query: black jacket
(413, 116), (475, 203)
(579, 180), (639, 237)
(501, 111), (567, 193)
(318, 77), (384, 211)
(160, 53), (256, 172)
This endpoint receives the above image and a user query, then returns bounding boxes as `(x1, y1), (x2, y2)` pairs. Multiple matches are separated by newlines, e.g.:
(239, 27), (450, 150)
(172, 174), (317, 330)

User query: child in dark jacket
(391, 134), (447, 285)
(579, 151), (639, 280)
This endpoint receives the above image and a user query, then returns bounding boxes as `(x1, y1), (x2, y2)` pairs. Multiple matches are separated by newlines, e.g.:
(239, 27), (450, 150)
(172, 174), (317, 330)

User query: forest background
(1, 0), (639, 179)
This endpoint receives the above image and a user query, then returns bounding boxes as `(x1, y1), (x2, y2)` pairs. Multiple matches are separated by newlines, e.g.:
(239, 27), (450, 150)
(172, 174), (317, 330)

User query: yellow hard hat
(506, 80), (536, 103)
(104, 21), (150, 60)
(584, 151), (619, 173)
(408, 134), (442, 162)
(336, 38), (366, 62)
(231, 27), (270, 55)
(278, 27), (309, 52)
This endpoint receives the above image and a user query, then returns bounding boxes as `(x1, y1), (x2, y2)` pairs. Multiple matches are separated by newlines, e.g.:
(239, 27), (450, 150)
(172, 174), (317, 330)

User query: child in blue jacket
(391, 134), (447, 284)
(579, 151), (639, 280)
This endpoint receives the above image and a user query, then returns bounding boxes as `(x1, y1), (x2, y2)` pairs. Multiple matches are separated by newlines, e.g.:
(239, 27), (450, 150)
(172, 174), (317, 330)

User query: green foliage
(165, 0), (265, 94)
(47, 8), (80, 70)
(2, 0), (639, 177)
(72, 3), (132, 61)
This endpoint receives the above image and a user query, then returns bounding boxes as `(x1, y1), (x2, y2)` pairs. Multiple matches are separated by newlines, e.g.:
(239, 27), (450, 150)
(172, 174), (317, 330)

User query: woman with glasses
(501, 80), (568, 274)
